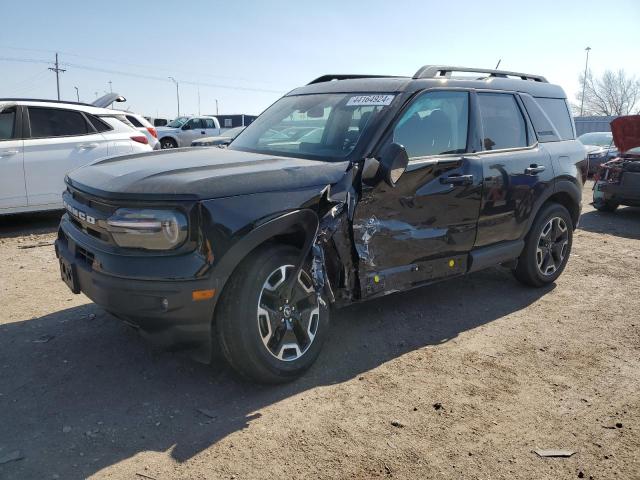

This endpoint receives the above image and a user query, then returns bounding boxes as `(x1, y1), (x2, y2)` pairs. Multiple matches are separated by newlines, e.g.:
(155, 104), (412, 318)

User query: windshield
(229, 93), (393, 161)
(166, 116), (189, 128)
(578, 132), (613, 147)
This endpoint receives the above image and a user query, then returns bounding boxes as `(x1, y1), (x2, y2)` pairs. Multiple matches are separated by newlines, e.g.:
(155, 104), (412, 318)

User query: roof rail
(413, 65), (548, 83)
(307, 74), (400, 85)
(0, 98), (96, 107)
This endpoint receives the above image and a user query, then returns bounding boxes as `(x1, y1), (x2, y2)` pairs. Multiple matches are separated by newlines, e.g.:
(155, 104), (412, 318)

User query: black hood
(66, 148), (350, 200)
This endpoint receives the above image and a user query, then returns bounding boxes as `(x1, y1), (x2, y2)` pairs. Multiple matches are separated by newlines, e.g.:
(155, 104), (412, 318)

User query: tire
(215, 244), (329, 384)
(593, 197), (618, 212)
(513, 202), (573, 287)
(160, 137), (177, 149)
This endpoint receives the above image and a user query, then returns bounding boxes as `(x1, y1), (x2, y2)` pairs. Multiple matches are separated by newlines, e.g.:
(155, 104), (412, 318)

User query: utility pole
(48, 52), (66, 100)
(169, 77), (180, 117)
(580, 47), (591, 117)
(215, 99), (219, 115)
(197, 86), (201, 115)
(74, 86), (79, 102)
(108, 80), (113, 93)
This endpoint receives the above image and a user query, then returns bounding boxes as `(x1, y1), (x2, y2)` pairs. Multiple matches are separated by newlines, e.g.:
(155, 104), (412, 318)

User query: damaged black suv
(56, 65), (586, 383)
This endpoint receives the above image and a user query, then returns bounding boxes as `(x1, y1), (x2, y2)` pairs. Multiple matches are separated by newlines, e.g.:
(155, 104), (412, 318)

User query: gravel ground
(0, 181), (638, 480)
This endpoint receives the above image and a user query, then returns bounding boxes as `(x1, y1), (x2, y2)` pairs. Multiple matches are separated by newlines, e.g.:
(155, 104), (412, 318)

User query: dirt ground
(0, 181), (638, 480)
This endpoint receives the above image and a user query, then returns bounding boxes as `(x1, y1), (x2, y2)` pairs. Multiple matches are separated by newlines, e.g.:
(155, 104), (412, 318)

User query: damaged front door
(353, 90), (483, 298)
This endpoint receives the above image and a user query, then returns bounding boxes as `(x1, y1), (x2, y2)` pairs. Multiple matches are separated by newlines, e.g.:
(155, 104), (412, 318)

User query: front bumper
(55, 215), (217, 361)
(594, 173), (640, 206)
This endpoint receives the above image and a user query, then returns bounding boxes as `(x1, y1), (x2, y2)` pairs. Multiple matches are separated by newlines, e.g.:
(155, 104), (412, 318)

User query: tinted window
(204, 118), (217, 129)
(86, 114), (113, 133)
(187, 118), (204, 129)
(520, 95), (560, 143)
(478, 93), (527, 150)
(535, 97), (574, 140)
(0, 106), (16, 140)
(393, 91), (469, 158)
(126, 115), (144, 127)
(29, 107), (89, 138)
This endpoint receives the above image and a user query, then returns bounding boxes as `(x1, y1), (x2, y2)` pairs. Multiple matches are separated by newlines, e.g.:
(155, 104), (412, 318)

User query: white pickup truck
(156, 116), (222, 149)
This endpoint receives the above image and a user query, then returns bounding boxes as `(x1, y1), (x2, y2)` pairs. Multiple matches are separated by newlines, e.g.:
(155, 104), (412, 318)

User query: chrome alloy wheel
(536, 216), (569, 276)
(257, 265), (320, 361)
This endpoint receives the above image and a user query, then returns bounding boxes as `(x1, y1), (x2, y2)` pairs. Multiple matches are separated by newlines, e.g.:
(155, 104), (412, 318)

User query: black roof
(289, 65), (566, 99)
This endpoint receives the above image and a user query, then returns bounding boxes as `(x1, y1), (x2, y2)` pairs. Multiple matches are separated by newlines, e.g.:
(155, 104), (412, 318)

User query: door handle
(0, 150), (19, 157)
(525, 164), (546, 175)
(78, 143), (99, 149)
(201, 130), (206, 134)
(440, 174), (474, 186)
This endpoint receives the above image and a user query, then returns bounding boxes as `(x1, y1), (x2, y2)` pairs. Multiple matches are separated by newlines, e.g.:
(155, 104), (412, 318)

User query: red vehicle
(593, 115), (640, 212)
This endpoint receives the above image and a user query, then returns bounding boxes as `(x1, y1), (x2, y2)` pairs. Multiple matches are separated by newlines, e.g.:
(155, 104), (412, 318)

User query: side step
(467, 240), (524, 273)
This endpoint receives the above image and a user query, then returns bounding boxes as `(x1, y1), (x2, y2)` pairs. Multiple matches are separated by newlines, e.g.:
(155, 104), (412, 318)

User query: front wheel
(513, 202), (573, 287)
(160, 137), (177, 149)
(216, 244), (329, 383)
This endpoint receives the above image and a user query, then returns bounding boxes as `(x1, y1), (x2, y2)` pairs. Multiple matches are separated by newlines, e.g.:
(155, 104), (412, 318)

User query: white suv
(0, 99), (153, 215)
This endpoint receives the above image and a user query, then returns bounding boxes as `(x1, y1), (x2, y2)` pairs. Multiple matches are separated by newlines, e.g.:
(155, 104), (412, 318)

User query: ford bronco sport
(55, 65), (586, 383)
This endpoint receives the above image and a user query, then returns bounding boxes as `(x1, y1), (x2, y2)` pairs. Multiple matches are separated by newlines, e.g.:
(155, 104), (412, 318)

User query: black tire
(593, 197), (618, 212)
(215, 244), (329, 384)
(513, 202), (573, 287)
(160, 137), (177, 149)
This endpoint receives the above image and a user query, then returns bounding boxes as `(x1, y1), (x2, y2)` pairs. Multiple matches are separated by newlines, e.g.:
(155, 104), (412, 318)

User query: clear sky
(1, 0), (638, 119)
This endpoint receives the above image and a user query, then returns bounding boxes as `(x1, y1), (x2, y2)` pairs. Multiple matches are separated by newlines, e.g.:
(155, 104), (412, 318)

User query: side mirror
(377, 143), (409, 187)
(182, 124), (192, 130)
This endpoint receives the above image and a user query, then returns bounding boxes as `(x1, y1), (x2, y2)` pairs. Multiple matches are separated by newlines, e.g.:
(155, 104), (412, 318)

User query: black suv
(56, 65), (586, 383)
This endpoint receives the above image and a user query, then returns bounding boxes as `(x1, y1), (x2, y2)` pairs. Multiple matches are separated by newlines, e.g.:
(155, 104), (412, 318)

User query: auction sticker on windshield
(346, 95), (395, 106)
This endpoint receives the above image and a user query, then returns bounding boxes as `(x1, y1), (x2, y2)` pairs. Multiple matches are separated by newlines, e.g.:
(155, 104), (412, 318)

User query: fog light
(161, 298), (169, 311)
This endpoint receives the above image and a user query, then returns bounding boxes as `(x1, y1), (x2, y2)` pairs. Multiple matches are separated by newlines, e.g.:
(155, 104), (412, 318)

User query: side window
(29, 107), (90, 138)
(187, 118), (203, 129)
(393, 91), (469, 158)
(86, 114), (113, 133)
(535, 97), (574, 140)
(204, 118), (217, 129)
(126, 115), (144, 128)
(0, 106), (16, 140)
(478, 93), (527, 150)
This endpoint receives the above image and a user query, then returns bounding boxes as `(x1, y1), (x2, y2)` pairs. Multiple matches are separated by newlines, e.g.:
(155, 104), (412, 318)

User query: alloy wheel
(257, 265), (320, 361)
(536, 216), (569, 276)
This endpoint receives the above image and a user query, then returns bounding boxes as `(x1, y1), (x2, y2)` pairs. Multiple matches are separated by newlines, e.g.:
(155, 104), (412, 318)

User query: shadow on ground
(0, 268), (553, 479)
(579, 206), (640, 240)
(0, 210), (63, 239)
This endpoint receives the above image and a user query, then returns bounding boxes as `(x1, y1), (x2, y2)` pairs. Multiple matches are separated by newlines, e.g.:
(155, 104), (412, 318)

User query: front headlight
(589, 151), (607, 159)
(106, 209), (188, 250)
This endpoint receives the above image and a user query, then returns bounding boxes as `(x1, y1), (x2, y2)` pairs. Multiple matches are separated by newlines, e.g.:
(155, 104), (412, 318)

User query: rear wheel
(160, 137), (177, 149)
(513, 202), (573, 287)
(216, 244), (329, 383)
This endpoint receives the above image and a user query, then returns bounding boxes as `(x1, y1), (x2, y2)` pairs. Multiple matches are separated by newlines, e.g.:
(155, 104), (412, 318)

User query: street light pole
(169, 77), (180, 117)
(580, 47), (591, 117)
(74, 86), (79, 102)
(215, 99), (219, 115)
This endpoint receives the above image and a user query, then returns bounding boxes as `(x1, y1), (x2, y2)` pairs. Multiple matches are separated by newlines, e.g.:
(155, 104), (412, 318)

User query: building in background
(574, 116), (618, 136)
(207, 114), (257, 128)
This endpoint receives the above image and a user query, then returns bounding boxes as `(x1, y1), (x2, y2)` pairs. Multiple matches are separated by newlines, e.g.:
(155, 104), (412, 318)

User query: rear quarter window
(520, 96), (561, 143)
(126, 115), (144, 128)
(534, 97), (574, 141)
(86, 114), (113, 133)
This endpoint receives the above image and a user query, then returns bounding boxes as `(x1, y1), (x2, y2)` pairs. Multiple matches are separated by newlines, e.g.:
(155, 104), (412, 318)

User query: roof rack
(307, 74), (401, 85)
(413, 65), (548, 83)
(0, 98), (96, 107)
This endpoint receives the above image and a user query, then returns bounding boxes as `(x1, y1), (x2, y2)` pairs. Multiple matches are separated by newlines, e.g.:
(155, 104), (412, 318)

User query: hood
(611, 115), (640, 153)
(156, 126), (179, 133)
(66, 148), (350, 200)
(92, 93), (126, 109)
